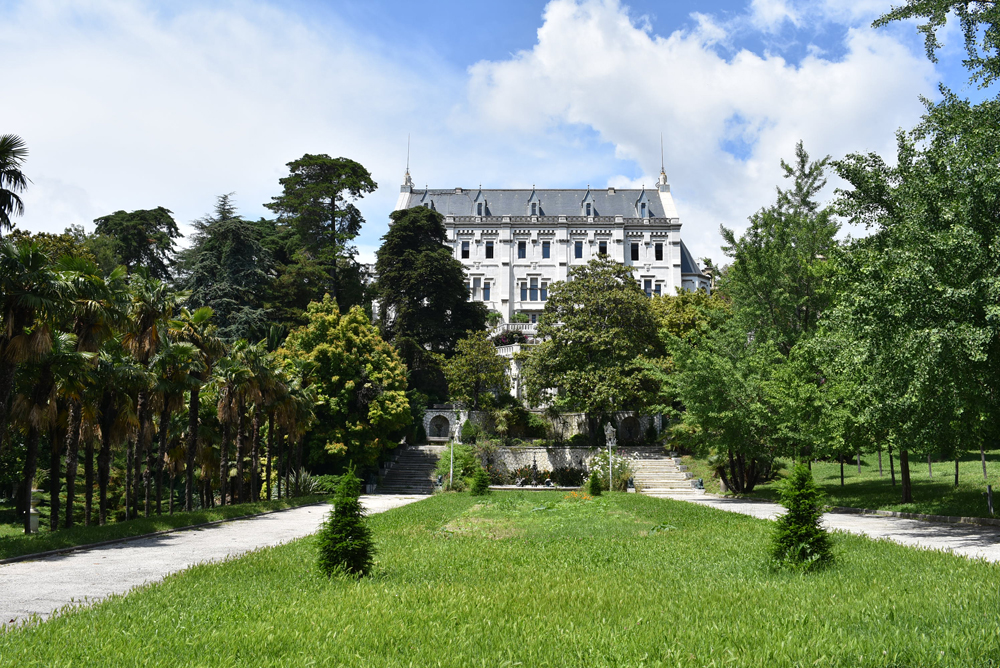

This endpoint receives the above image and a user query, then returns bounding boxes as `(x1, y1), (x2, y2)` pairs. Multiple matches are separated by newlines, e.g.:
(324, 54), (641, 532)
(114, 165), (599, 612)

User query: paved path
(671, 495), (1000, 563)
(0, 495), (428, 626)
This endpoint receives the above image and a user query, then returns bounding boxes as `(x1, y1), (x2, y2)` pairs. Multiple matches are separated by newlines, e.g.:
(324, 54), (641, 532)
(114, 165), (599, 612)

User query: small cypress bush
(317, 469), (374, 577)
(470, 467), (490, 496)
(587, 470), (603, 496)
(770, 463), (833, 571)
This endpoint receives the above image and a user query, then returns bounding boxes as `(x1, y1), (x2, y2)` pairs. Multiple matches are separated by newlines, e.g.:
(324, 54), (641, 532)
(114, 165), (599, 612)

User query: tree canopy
(93, 207), (180, 279)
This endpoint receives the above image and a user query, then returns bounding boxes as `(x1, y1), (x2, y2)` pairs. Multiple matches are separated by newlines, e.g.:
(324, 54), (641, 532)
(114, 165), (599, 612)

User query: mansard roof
(400, 187), (671, 218)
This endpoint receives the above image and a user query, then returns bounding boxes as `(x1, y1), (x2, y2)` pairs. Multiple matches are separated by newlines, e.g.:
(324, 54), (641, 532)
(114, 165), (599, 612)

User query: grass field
(750, 450), (1000, 519)
(2, 491), (998, 667)
(0, 495), (328, 562)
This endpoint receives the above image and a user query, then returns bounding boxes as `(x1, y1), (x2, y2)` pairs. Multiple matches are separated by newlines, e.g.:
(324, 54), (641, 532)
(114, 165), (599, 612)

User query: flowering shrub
(586, 450), (636, 492)
(491, 331), (528, 346)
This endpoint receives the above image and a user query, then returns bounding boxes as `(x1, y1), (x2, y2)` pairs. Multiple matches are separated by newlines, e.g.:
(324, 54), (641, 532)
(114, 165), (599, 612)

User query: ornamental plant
(587, 470), (603, 496)
(470, 467), (491, 496)
(317, 469), (374, 577)
(770, 464), (833, 571)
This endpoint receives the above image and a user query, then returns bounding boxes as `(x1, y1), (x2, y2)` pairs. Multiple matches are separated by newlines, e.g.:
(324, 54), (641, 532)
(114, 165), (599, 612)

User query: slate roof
(679, 238), (702, 276)
(405, 187), (668, 218)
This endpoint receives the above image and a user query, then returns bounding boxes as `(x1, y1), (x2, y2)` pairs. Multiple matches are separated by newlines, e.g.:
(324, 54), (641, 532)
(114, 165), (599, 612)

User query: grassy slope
(747, 451), (1000, 519)
(0, 495), (328, 561)
(2, 492), (998, 667)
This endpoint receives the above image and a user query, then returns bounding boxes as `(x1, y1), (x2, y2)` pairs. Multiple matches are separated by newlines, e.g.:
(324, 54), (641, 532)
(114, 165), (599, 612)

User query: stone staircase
(375, 445), (444, 495)
(624, 448), (705, 498)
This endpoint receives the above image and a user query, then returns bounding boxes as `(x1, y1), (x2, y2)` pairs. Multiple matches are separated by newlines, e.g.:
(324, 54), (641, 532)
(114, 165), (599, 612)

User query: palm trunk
(900, 448), (913, 504)
(125, 436), (133, 520)
(98, 418), (113, 525)
(185, 386), (200, 512)
(84, 435), (94, 526)
(0, 358), (17, 457)
(278, 428), (285, 499)
(156, 404), (170, 515)
(22, 426), (41, 534)
(220, 421), (230, 506)
(251, 405), (262, 502)
(64, 400), (83, 529)
(265, 412), (274, 501)
(137, 390), (153, 517)
(235, 404), (246, 505)
(169, 474), (175, 515)
(49, 427), (61, 531)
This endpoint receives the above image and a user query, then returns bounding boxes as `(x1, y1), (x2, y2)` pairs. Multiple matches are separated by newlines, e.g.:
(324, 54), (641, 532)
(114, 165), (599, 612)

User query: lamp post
(450, 424), (456, 490)
(604, 422), (617, 492)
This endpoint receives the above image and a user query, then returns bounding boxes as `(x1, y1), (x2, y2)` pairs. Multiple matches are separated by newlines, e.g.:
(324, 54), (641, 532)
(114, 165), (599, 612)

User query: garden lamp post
(604, 422), (616, 492)
(450, 424), (457, 489)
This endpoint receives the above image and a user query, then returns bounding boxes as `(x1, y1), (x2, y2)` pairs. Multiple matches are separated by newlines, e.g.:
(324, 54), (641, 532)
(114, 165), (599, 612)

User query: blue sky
(3, 0), (991, 265)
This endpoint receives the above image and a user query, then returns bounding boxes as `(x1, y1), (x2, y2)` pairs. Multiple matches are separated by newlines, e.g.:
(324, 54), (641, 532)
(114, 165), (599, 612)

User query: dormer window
(640, 203), (646, 217)
(531, 203), (537, 216)
(586, 203), (592, 216)
(477, 202), (483, 216)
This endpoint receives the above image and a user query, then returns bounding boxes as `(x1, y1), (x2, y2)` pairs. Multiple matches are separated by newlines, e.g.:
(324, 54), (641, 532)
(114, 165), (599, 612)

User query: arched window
(531, 203), (537, 215)
(477, 202), (483, 216)
(586, 203), (591, 216)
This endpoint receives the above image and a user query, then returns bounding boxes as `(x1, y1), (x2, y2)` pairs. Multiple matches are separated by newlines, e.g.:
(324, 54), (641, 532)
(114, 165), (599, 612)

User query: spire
(658, 133), (669, 191)
(402, 134), (413, 188)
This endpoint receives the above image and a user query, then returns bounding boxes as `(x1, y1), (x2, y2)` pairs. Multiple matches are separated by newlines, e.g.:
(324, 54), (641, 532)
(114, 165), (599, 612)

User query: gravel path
(0, 494), (428, 626)
(672, 495), (1000, 562)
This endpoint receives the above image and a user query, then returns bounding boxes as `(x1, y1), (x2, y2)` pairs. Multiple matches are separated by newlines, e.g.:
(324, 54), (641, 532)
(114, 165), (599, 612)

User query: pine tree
(317, 469), (374, 577)
(470, 467), (490, 496)
(770, 464), (832, 571)
(587, 470), (602, 496)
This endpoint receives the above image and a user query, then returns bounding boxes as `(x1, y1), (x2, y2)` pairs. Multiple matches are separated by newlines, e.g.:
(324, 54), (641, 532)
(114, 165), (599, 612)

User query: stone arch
(619, 416), (642, 443)
(429, 415), (451, 439)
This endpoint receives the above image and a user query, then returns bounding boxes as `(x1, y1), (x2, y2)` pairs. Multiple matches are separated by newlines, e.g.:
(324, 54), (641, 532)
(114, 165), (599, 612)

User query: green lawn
(748, 450), (1000, 519)
(3, 492), (998, 667)
(0, 495), (328, 562)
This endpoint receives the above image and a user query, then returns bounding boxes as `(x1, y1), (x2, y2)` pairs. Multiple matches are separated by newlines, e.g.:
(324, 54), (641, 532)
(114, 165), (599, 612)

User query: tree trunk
(295, 434), (303, 479)
(84, 435), (94, 526)
(185, 386), (200, 512)
(22, 426), (41, 534)
(235, 404), (246, 505)
(125, 435), (133, 521)
(49, 427), (61, 531)
(251, 405), (262, 502)
(900, 448), (913, 504)
(64, 400), (82, 529)
(955, 457), (960, 487)
(839, 455), (844, 487)
(98, 420), (113, 526)
(220, 420), (230, 506)
(889, 446), (896, 486)
(156, 405), (170, 515)
(928, 453), (933, 478)
(137, 390), (153, 517)
(0, 358), (17, 457)
(878, 448), (883, 477)
(266, 412), (274, 501)
(169, 474), (174, 515)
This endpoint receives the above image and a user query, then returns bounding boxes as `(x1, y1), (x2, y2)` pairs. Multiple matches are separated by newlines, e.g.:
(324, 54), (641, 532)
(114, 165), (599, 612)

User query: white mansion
(394, 168), (710, 324)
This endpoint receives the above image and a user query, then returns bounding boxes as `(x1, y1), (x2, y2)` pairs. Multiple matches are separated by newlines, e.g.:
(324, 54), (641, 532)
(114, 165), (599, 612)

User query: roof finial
(402, 134), (413, 187)
(658, 133), (669, 188)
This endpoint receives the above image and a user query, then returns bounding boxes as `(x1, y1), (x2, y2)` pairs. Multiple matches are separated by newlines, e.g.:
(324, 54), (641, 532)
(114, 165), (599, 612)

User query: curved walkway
(0, 494), (428, 626)
(671, 495), (1000, 562)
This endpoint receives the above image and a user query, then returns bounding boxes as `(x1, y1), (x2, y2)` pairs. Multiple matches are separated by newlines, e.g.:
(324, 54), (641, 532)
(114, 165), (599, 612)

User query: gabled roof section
(680, 240), (705, 276)
(395, 187), (677, 218)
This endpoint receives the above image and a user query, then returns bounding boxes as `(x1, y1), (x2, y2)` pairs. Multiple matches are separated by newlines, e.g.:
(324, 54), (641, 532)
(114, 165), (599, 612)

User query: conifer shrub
(587, 470), (603, 496)
(317, 470), (374, 577)
(770, 464), (833, 571)
(470, 467), (491, 496)
(461, 419), (480, 444)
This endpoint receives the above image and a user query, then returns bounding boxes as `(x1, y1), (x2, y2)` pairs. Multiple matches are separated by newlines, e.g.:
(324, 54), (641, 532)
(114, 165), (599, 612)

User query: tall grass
(2, 492), (998, 666)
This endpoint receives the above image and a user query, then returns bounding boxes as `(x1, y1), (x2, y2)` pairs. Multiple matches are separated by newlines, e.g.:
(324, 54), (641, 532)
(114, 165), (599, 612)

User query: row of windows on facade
(456, 202), (651, 217)
(466, 276), (663, 302)
(461, 240), (665, 262)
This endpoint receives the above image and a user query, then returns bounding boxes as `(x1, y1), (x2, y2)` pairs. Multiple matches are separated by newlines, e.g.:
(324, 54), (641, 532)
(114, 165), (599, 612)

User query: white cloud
(749, 0), (799, 32)
(2, 0), (939, 267)
(460, 0), (936, 264)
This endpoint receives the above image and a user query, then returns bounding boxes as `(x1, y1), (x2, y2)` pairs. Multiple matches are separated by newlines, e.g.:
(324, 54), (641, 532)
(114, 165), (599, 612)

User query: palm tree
(174, 306), (224, 511)
(0, 134), (29, 238)
(214, 354), (251, 505)
(0, 239), (62, 456)
(149, 333), (202, 514)
(122, 269), (179, 517)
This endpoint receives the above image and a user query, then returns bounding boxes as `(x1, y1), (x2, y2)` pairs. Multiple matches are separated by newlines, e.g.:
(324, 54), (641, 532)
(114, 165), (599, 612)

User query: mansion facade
(394, 168), (710, 324)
